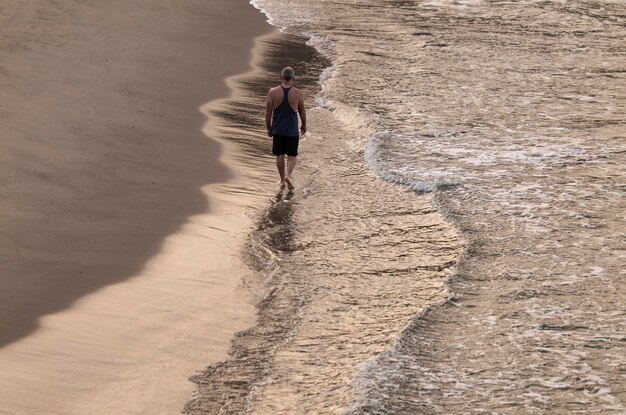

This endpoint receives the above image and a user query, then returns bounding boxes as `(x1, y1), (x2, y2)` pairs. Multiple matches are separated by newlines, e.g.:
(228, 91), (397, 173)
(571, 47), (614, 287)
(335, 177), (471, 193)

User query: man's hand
(267, 127), (273, 137)
(300, 125), (307, 135)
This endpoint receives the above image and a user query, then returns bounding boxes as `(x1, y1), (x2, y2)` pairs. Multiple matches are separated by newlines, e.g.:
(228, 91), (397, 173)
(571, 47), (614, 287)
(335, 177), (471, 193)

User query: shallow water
(185, 50), (462, 412)
(188, 0), (625, 413)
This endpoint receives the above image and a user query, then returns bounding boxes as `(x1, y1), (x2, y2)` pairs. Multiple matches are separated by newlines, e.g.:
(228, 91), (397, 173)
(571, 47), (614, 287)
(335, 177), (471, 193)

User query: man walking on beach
(266, 66), (306, 190)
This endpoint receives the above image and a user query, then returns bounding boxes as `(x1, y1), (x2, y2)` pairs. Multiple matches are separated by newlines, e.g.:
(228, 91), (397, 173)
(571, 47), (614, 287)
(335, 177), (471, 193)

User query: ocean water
(187, 0), (625, 413)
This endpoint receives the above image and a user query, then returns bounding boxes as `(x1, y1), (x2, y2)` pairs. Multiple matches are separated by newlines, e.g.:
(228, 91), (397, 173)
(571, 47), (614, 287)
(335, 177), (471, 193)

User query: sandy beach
(0, 0), (273, 413)
(3, 0), (624, 413)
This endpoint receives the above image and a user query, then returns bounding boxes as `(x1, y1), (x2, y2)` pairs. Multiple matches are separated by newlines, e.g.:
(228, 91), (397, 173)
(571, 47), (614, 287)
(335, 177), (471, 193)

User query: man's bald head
(281, 67), (295, 81)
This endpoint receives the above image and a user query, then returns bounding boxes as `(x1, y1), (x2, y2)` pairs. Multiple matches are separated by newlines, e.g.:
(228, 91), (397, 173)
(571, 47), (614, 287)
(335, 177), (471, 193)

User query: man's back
(268, 85), (303, 113)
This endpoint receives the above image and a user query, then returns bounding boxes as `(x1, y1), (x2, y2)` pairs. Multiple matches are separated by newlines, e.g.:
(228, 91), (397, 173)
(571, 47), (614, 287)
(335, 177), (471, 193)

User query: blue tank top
(272, 86), (299, 136)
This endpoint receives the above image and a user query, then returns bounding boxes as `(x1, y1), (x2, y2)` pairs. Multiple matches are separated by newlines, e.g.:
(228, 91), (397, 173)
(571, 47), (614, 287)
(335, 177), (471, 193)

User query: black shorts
(272, 134), (299, 157)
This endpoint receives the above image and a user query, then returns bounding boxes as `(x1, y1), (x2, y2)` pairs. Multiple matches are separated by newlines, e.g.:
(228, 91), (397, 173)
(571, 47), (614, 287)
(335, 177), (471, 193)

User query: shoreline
(183, 17), (461, 412)
(0, 1), (275, 413)
(183, 29), (333, 414)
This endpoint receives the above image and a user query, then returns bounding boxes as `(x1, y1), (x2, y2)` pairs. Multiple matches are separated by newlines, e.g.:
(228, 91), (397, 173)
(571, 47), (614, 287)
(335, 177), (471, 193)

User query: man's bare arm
(298, 94), (307, 134)
(265, 91), (274, 137)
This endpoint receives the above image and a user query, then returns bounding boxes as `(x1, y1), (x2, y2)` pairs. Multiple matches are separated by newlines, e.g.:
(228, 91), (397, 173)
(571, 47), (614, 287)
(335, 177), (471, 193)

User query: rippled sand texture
(0, 0), (271, 412)
(184, 32), (462, 413)
(250, 0), (625, 413)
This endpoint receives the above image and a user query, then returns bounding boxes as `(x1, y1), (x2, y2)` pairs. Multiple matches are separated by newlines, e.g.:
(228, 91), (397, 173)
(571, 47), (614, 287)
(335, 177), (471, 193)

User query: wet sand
(0, 0), (272, 413)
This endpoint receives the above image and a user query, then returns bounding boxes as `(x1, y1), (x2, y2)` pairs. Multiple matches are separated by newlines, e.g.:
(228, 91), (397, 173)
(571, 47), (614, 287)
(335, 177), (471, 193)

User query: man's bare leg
(276, 155), (286, 188)
(287, 156), (297, 178)
(284, 156), (297, 190)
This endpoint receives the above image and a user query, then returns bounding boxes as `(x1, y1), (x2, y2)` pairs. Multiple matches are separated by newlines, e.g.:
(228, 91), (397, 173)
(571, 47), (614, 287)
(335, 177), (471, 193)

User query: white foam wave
(249, 0), (285, 31)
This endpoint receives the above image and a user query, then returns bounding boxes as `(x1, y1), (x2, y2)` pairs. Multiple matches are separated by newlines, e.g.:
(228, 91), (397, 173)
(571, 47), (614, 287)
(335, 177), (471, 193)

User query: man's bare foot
(284, 176), (295, 190)
(279, 180), (286, 189)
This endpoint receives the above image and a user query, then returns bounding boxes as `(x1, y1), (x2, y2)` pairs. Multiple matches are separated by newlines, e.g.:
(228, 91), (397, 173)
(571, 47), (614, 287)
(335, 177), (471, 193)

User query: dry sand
(0, 0), (272, 413)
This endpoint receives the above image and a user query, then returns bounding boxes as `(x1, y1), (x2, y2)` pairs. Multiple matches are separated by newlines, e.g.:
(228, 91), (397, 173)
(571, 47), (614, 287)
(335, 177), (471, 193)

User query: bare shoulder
(268, 85), (281, 95)
(292, 87), (304, 98)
